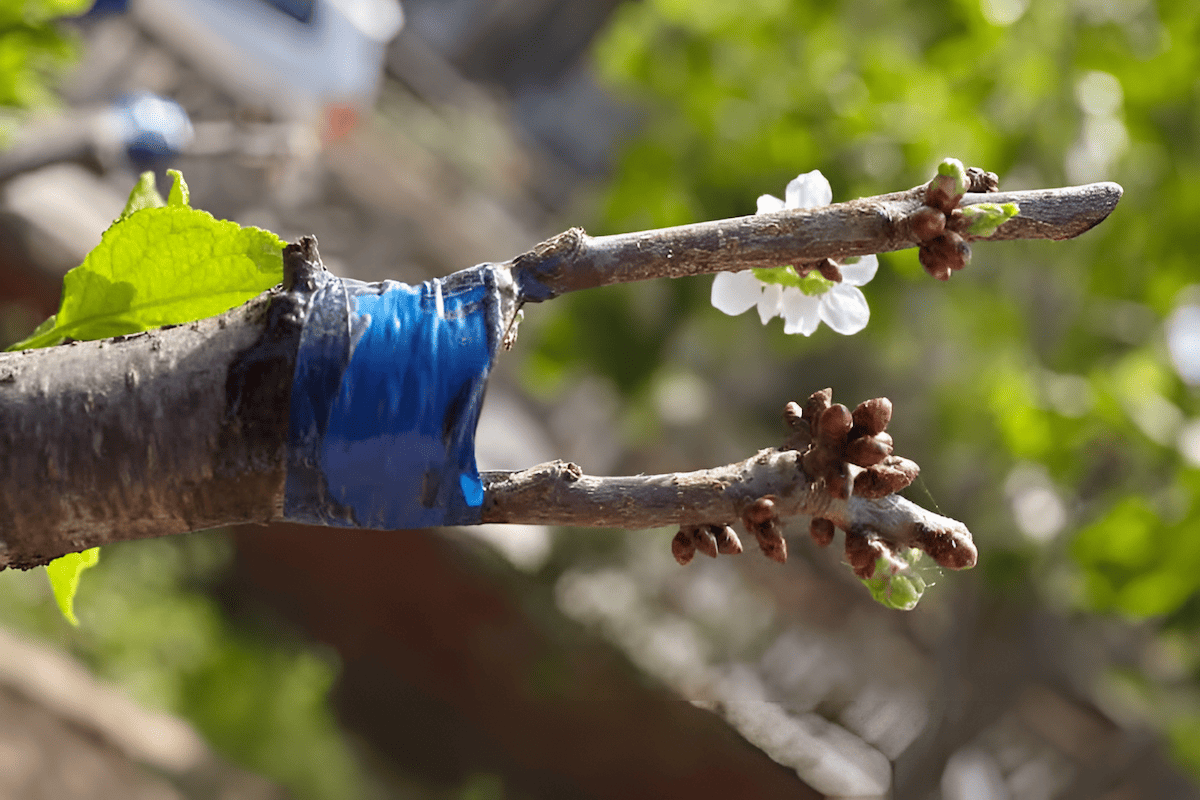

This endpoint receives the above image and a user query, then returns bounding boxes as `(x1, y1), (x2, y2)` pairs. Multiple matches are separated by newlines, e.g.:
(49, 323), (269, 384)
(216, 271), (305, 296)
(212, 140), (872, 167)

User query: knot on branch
(511, 227), (585, 302)
(909, 162), (999, 280)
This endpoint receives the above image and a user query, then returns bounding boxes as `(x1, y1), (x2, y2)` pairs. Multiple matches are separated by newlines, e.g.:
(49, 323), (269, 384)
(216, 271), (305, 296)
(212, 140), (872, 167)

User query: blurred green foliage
(0, 532), (367, 800)
(522, 0), (1200, 777)
(0, 0), (87, 123)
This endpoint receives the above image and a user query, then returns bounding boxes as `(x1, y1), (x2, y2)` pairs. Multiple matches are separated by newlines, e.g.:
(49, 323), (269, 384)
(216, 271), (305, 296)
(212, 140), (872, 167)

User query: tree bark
(0, 295), (292, 568)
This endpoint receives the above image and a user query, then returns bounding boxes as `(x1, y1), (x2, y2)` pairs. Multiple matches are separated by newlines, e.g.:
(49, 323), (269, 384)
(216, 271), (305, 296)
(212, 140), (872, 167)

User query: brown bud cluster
(743, 495), (787, 563)
(911, 521), (978, 570)
(853, 455), (920, 499)
(910, 163), (996, 282)
(966, 167), (999, 193)
(672, 524), (743, 566)
(789, 389), (915, 501)
(918, 231), (971, 281)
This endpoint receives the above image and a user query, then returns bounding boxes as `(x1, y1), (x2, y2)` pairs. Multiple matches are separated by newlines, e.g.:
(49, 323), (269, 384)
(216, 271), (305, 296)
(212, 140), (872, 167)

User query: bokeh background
(1, 1), (1198, 798)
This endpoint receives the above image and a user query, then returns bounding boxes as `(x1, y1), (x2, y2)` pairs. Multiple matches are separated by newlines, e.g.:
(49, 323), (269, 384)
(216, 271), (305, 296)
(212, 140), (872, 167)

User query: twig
(482, 389), (978, 576)
(479, 453), (969, 555)
(506, 179), (1122, 299)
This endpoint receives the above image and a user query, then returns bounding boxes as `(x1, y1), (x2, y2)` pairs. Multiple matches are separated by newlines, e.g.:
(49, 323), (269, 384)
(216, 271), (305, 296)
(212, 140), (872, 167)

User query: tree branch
(480, 450), (975, 573)
(506, 180), (1122, 299)
(0, 296), (288, 569)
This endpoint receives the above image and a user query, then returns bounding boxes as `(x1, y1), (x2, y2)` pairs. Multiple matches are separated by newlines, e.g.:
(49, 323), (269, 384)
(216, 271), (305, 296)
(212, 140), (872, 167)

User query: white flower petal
(756, 194), (786, 214)
(757, 282), (784, 325)
(711, 271), (763, 316)
(781, 288), (821, 336)
(819, 284), (870, 334)
(785, 170), (832, 209)
(839, 254), (878, 286)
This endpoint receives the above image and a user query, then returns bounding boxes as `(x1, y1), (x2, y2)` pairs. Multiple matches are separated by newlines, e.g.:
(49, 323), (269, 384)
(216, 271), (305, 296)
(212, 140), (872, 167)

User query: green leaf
(45, 548), (99, 626)
(8, 180), (285, 350)
(119, 171), (165, 221)
(166, 168), (189, 208)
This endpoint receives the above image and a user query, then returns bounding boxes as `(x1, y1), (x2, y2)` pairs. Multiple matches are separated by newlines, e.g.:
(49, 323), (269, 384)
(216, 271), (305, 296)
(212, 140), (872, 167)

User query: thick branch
(0, 297), (287, 568)
(507, 181), (1122, 298)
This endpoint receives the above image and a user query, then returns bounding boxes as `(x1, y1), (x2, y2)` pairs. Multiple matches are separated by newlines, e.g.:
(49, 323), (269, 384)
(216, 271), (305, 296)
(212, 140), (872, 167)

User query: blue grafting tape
(284, 264), (502, 528)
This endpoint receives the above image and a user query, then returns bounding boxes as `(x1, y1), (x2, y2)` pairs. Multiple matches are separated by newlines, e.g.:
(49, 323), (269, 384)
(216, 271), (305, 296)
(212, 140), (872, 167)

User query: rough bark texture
(0, 297), (287, 569)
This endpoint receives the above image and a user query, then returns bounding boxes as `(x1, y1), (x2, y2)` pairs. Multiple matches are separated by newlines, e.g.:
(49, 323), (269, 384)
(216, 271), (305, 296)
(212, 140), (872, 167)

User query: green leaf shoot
(751, 266), (835, 295)
(118, 171), (166, 221)
(45, 547), (99, 626)
(167, 167), (189, 207)
(961, 202), (1021, 237)
(859, 548), (936, 611)
(937, 157), (969, 196)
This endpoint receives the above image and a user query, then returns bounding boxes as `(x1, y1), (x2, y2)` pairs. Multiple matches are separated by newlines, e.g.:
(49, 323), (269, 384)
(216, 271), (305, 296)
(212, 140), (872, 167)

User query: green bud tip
(937, 158), (969, 196)
(961, 202), (1020, 237)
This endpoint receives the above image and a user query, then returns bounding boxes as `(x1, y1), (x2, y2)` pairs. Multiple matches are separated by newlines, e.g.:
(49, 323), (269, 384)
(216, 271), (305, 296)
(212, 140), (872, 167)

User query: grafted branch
(0, 167), (1119, 570)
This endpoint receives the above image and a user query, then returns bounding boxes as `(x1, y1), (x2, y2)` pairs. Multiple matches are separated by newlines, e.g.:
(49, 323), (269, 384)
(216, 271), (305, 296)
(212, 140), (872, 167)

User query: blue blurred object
(83, 0), (129, 15)
(104, 92), (194, 170)
(133, 0), (403, 120)
(285, 264), (504, 529)
(262, 0), (316, 23)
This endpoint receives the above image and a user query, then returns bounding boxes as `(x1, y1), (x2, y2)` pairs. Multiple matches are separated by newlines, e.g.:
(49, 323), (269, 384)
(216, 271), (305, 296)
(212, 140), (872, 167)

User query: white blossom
(711, 170), (877, 336)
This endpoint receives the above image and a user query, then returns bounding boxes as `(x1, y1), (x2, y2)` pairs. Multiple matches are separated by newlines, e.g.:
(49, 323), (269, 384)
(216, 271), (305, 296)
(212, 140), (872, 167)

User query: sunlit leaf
(45, 547), (99, 626)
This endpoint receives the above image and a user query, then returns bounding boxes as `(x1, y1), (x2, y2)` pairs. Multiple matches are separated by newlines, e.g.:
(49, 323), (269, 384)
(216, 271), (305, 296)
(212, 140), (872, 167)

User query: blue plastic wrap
(284, 264), (503, 528)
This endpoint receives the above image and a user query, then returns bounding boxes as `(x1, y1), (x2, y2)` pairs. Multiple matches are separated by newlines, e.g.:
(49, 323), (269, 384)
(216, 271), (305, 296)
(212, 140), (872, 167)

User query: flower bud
(756, 528), (788, 564)
(816, 258), (843, 282)
(844, 531), (884, 579)
(852, 397), (892, 435)
(915, 524), (978, 570)
(853, 456), (920, 498)
(691, 525), (718, 558)
(844, 433), (893, 467)
(804, 388), (833, 423)
(817, 403), (853, 445)
(809, 517), (835, 547)
(783, 401), (805, 430)
(672, 529), (696, 565)
(713, 525), (743, 555)
(908, 206), (946, 241)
